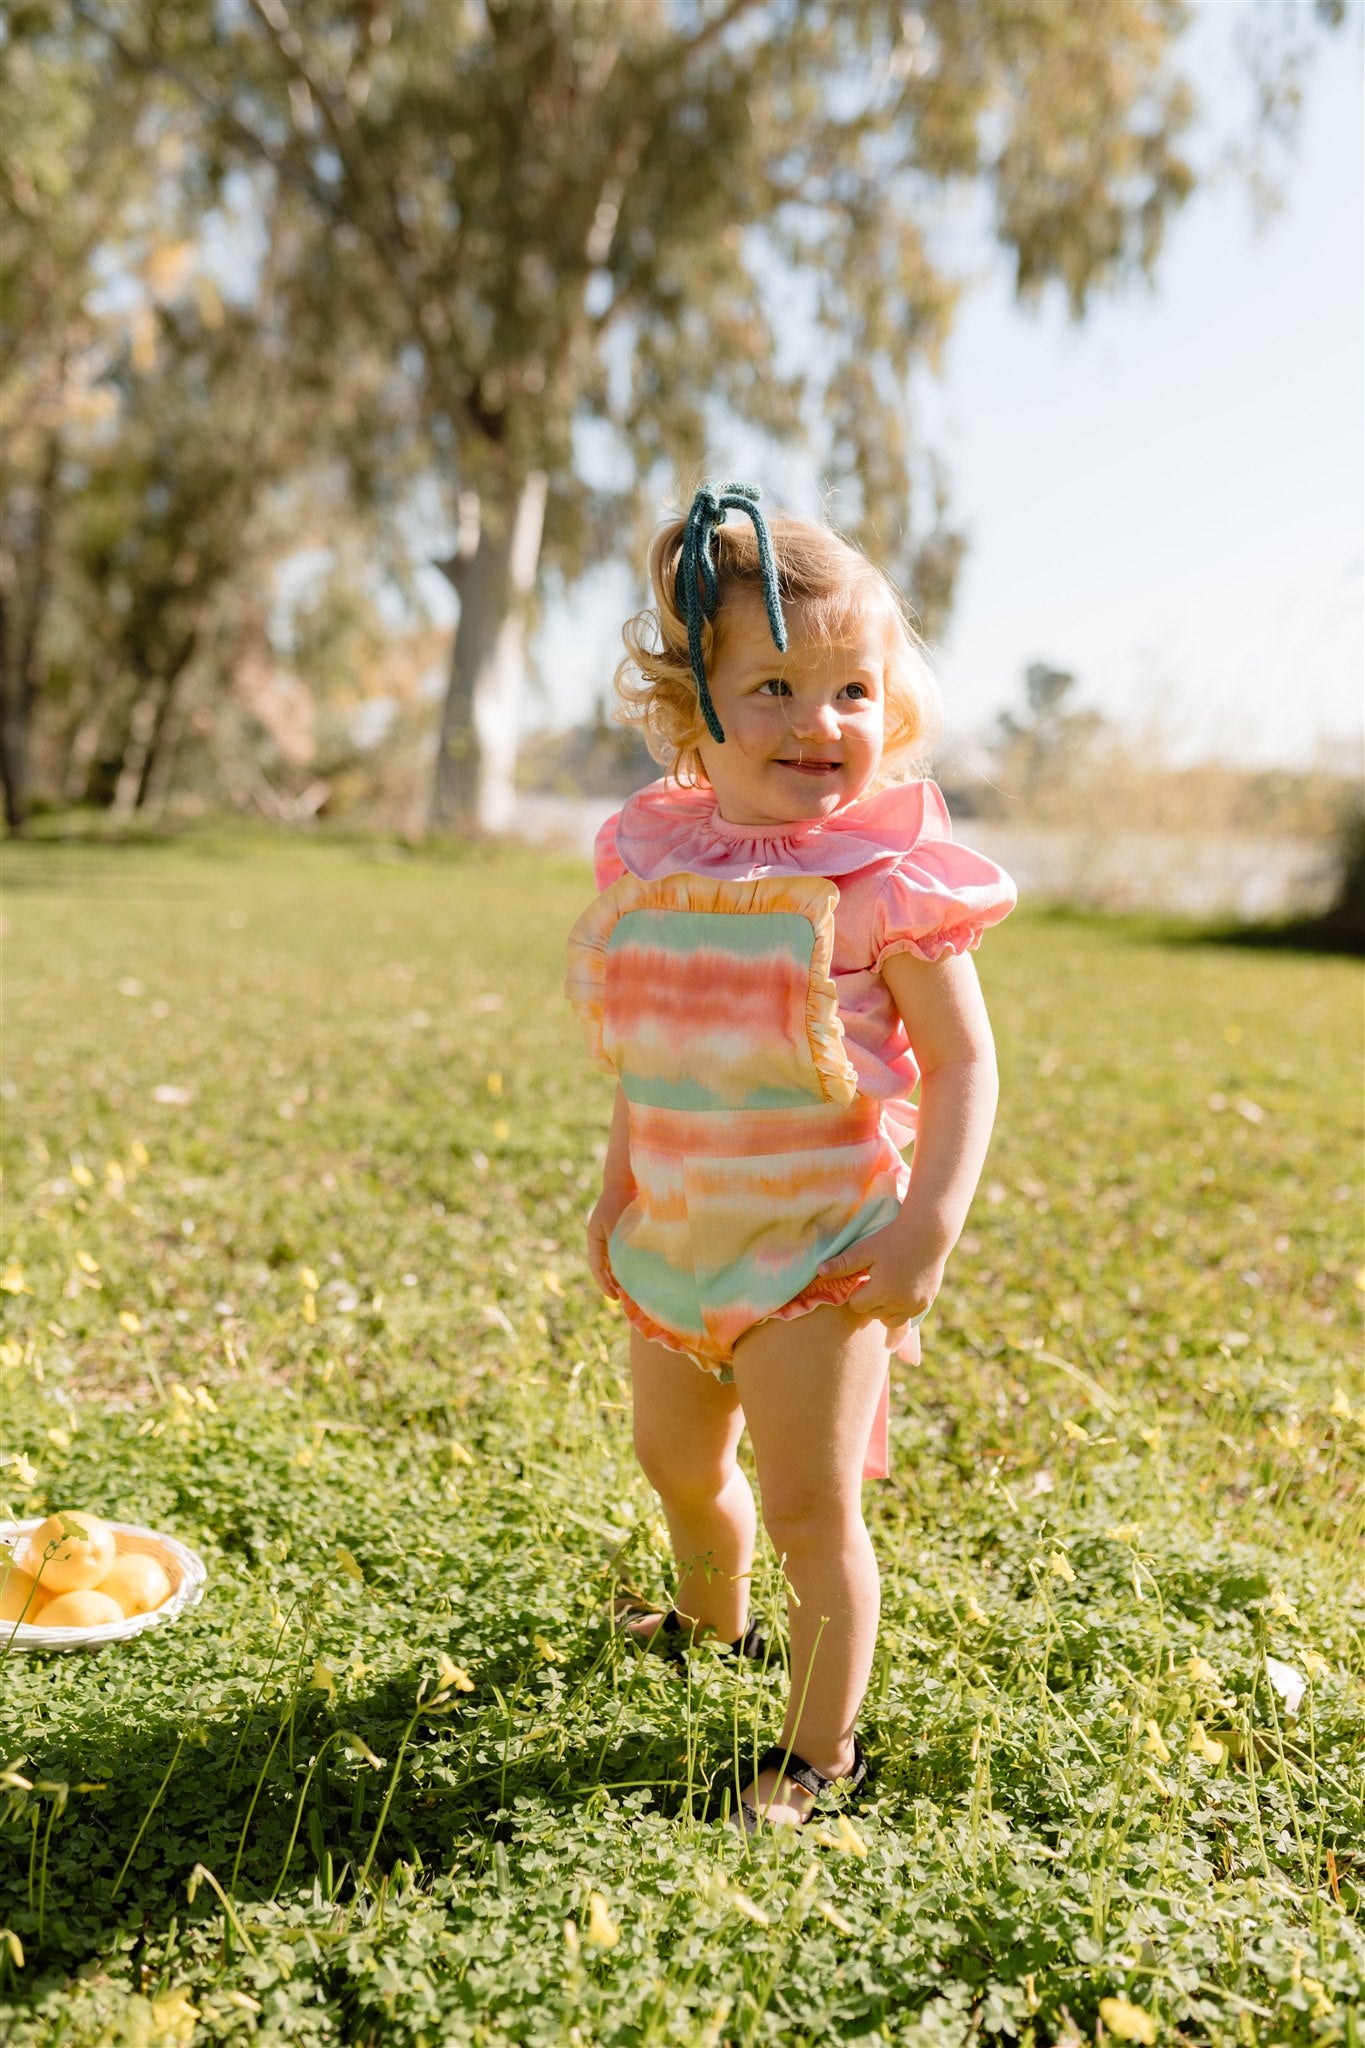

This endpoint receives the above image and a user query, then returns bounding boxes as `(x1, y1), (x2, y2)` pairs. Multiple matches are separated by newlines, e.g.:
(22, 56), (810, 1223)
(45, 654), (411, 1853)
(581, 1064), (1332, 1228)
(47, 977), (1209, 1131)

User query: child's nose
(789, 698), (842, 739)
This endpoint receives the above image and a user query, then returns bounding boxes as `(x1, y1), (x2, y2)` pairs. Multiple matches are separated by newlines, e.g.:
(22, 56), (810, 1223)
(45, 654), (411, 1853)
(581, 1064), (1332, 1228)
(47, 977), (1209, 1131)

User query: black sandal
(614, 1601), (768, 1667)
(732, 1731), (869, 1834)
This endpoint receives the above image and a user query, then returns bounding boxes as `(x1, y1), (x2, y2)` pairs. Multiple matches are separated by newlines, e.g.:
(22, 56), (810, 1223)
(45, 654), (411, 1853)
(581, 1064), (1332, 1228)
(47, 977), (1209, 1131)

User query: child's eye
(841, 683), (869, 701)
(756, 678), (790, 697)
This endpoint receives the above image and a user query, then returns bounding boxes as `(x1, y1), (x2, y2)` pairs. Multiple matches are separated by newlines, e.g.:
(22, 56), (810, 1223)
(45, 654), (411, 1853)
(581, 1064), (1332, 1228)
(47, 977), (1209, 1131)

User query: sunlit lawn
(1, 830), (1361, 2047)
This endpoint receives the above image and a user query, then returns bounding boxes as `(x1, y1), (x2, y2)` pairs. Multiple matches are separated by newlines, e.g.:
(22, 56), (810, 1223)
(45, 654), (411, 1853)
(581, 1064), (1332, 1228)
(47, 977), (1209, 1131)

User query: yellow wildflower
(585, 1892), (619, 1947)
(1302, 1977), (1334, 2019)
(148, 1988), (199, 2045)
(830, 1813), (866, 1857)
(1188, 1721), (1226, 1767)
(1048, 1552), (1076, 1584)
(434, 1651), (474, 1694)
(1143, 1719), (1171, 1764)
(1099, 1996), (1157, 2044)
(719, 1882), (769, 1926)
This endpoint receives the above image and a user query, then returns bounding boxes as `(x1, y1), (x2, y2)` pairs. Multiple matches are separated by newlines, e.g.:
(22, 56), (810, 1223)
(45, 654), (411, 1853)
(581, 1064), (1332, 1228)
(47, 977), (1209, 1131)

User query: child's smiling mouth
(775, 758), (842, 776)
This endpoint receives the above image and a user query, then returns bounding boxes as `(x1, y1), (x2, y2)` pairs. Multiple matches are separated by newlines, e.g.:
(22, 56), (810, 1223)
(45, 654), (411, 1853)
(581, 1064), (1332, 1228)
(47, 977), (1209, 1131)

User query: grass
(0, 829), (1361, 2048)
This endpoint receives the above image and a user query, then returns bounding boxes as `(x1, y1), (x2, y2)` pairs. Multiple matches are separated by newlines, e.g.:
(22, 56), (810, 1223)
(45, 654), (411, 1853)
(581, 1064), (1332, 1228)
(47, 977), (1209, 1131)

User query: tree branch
(674, 0), (765, 66)
(69, 0), (345, 218)
(241, 0), (485, 448)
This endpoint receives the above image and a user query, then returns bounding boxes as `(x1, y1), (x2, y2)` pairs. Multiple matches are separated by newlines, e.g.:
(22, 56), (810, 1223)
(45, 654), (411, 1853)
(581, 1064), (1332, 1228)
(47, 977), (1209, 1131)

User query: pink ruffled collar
(613, 776), (951, 882)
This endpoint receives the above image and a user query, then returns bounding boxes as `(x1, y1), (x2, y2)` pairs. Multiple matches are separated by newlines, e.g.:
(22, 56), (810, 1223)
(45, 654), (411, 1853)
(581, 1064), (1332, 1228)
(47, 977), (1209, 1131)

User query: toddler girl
(565, 483), (1015, 1833)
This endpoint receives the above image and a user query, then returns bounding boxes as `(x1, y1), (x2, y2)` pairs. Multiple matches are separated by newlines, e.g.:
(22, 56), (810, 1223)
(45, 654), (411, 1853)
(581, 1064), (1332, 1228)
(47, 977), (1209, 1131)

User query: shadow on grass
(1024, 898), (1363, 958)
(0, 1643), (768, 1983)
(1195, 907), (1364, 958)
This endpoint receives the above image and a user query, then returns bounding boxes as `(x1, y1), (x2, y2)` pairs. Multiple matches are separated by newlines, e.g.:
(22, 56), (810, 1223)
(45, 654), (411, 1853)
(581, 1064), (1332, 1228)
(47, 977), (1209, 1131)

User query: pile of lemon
(0, 1512), (171, 1628)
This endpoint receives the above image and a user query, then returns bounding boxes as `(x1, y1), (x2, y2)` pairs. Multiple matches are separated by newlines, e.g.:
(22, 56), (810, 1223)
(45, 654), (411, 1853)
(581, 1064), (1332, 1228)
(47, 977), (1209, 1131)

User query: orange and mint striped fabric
(565, 871), (906, 1386)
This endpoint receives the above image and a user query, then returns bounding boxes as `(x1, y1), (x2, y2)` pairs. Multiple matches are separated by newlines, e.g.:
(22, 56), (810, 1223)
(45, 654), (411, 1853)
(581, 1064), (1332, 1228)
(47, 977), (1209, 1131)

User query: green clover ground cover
(0, 831), (1360, 2048)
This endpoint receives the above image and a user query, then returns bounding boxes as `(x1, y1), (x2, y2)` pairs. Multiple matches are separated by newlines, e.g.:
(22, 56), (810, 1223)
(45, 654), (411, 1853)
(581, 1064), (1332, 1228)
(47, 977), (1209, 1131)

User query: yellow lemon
(39, 1588), (124, 1629)
(18, 1511), (117, 1592)
(98, 1552), (171, 1616)
(0, 1560), (45, 1624)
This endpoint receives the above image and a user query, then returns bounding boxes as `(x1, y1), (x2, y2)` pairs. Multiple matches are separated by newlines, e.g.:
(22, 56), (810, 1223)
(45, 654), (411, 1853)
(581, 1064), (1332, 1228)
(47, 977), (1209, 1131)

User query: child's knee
(633, 1427), (736, 1508)
(760, 1489), (863, 1555)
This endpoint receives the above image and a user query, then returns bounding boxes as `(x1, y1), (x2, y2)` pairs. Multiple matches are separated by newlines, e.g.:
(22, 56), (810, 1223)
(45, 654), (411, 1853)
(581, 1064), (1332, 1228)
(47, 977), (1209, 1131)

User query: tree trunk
(0, 546), (23, 834)
(61, 655), (118, 803)
(0, 427), (61, 833)
(110, 682), (163, 820)
(138, 684), (189, 817)
(110, 625), (201, 820)
(429, 470), (547, 835)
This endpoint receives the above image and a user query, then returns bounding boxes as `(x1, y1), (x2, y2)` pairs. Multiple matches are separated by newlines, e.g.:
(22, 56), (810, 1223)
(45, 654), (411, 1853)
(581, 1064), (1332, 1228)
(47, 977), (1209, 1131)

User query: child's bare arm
(586, 1085), (634, 1300)
(817, 951), (999, 1324)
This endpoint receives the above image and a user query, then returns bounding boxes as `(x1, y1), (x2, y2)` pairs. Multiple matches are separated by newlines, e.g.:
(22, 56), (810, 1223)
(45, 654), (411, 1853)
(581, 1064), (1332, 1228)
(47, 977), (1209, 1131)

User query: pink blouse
(593, 777), (1016, 1149)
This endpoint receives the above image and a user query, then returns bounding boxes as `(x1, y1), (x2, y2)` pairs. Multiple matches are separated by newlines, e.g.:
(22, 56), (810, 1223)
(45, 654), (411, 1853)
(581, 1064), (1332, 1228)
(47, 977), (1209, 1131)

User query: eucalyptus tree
(69, 0), (1342, 833)
(0, 9), (160, 829)
(51, 177), (412, 821)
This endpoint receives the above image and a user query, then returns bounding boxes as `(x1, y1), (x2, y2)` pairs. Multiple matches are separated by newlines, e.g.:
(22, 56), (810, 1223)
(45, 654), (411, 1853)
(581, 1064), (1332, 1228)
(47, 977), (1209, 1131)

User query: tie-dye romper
(565, 778), (1015, 1479)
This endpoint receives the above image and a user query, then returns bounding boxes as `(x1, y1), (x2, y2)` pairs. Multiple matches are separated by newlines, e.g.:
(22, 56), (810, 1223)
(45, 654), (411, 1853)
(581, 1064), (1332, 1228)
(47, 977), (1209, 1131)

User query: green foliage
(0, 836), (1361, 2045)
(123, 0), (1207, 607)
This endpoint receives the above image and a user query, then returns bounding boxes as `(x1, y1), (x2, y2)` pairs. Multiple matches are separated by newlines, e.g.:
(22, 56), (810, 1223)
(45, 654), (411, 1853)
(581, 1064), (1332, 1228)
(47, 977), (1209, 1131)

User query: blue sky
(516, 1), (1363, 773)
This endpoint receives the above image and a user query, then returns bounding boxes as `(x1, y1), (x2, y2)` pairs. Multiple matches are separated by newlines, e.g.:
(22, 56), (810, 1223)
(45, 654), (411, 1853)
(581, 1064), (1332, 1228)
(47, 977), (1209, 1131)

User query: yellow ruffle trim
(564, 869), (858, 1106)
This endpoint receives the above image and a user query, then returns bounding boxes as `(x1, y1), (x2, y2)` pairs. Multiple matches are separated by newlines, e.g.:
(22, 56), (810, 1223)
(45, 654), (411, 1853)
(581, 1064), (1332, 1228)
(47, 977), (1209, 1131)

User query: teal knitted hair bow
(673, 481), (788, 745)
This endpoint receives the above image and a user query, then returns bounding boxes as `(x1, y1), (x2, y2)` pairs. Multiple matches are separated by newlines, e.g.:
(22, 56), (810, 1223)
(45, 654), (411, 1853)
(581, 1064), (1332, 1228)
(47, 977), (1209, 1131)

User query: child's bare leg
(627, 1329), (754, 1644)
(730, 1302), (890, 1825)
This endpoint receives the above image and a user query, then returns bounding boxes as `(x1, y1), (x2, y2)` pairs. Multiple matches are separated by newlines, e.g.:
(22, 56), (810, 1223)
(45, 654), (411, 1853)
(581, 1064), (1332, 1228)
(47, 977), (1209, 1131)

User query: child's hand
(586, 1185), (633, 1301)
(816, 1222), (947, 1329)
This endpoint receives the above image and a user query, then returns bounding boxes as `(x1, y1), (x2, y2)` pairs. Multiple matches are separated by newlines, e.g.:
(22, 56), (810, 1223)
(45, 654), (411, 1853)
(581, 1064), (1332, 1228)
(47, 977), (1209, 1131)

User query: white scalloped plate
(1, 1519), (207, 1654)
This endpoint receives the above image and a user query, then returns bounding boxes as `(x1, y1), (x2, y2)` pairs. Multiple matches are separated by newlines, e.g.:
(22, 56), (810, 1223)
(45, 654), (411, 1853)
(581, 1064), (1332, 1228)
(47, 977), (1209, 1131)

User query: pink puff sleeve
(870, 786), (1016, 968)
(592, 810), (627, 891)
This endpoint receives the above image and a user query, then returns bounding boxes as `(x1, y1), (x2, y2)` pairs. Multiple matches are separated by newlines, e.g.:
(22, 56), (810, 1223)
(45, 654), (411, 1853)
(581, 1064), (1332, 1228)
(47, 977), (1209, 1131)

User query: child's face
(697, 592), (886, 825)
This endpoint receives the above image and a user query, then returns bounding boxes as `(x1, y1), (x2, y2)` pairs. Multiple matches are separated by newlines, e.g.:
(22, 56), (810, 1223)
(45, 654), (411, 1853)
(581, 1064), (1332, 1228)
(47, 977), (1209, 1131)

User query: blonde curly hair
(615, 502), (941, 789)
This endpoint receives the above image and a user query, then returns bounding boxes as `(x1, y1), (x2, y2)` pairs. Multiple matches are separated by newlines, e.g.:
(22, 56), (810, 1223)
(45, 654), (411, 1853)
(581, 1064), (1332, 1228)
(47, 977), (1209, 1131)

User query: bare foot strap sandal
(614, 1601), (768, 1666)
(737, 1731), (868, 1834)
